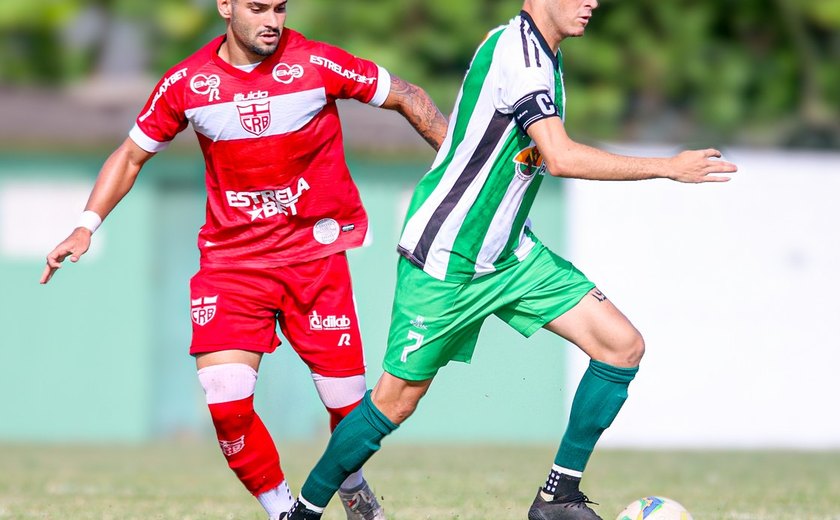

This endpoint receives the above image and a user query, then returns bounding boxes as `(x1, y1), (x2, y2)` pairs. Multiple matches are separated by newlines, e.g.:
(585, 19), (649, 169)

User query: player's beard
(231, 17), (280, 57)
(247, 29), (281, 57)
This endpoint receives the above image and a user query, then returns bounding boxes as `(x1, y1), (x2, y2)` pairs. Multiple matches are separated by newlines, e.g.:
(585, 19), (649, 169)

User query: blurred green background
(0, 154), (573, 443)
(2, 0), (839, 148)
(2, 6), (840, 520)
(2, 0), (839, 446)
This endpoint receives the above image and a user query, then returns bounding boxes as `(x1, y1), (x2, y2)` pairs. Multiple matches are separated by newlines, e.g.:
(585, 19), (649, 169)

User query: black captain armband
(512, 90), (559, 133)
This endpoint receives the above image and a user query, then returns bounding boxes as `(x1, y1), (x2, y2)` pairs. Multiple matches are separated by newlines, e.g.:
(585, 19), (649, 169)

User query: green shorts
(383, 243), (596, 381)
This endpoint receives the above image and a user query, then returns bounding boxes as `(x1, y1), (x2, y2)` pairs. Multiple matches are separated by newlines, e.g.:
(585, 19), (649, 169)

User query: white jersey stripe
(412, 111), (512, 265)
(474, 166), (535, 270)
(513, 231), (536, 262)
(423, 117), (516, 279)
(398, 79), (497, 259)
(184, 87), (327, 142)
(397, 15), (559, 282)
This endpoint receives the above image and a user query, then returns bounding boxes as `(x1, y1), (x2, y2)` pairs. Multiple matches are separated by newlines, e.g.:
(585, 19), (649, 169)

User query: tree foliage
(1, 0), (838, 147)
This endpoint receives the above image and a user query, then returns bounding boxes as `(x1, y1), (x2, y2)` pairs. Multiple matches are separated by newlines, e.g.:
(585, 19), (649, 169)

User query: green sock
(555, 359), (638, 472)
(301, 390), (398, 508)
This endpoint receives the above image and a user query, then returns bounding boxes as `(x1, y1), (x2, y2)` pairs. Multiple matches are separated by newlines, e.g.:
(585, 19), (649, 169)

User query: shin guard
(200, 364), (284, 496)
(555, 359), (638, 472)
(301, 390), (397, 508)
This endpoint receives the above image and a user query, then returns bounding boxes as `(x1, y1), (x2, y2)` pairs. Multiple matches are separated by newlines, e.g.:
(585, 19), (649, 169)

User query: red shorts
(189, 252), (365, 377)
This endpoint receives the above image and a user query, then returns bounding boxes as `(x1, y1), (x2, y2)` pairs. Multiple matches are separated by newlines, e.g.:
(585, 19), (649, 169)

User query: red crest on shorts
(191, 295), (218, 326)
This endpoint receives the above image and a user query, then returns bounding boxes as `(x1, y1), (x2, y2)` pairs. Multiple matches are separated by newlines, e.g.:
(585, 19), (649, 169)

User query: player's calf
(199, 363), (290, 517)
(312, 374), (387, 519)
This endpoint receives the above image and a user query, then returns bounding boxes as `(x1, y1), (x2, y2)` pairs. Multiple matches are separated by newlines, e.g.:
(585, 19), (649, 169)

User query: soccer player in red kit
(40, 1), (448, 519)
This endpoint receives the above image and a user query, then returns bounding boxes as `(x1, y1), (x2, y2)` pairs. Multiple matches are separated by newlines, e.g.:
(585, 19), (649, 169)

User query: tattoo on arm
(383, 75), (448, 151)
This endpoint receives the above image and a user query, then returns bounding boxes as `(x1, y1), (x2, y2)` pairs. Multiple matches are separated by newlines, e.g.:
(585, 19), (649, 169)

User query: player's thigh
(544, 288), (643, 366)
(280, 253), (365, 377)
(383, 258), (485, 381)
(189, 267), (282, 358)
(195, 349), (263, 371)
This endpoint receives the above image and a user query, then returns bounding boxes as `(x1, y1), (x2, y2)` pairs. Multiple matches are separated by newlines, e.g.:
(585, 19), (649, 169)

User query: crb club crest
(191, 295), (218, 326)
(237, 102), (271, 136)
(219, 435), (245, 456)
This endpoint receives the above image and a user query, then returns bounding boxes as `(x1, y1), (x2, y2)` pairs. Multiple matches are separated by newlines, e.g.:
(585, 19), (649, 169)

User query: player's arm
(380, 74), (448, 152)
(526, 114), (736, 183)
(40, 138), (155, 284)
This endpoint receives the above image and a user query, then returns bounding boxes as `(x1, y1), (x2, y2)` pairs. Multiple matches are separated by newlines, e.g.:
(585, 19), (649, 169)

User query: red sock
(327, 398), (362, 431)
(208, 394), (284, 495)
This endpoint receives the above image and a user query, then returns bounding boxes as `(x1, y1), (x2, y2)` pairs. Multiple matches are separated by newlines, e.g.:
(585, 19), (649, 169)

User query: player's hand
(668, 149), (737, 183)
(40, 228), (93, 284)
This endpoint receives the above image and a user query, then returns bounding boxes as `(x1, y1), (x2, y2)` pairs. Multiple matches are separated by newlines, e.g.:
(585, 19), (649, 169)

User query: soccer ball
(615, 496), (693, 520)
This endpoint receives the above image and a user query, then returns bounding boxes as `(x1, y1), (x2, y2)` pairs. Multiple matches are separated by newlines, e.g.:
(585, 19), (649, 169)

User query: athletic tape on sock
(198, 363), (258, 404)
(311, 373), (366, 408)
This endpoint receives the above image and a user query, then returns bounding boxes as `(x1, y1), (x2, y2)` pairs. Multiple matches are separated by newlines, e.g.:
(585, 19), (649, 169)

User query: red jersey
(129, 29), (391, 268)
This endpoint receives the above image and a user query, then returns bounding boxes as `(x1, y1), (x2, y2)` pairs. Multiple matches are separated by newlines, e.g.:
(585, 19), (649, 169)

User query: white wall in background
(564, 148), (840, 448)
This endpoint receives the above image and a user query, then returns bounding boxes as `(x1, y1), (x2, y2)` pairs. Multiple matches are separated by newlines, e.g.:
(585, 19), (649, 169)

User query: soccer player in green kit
(285, 0), (737, 518)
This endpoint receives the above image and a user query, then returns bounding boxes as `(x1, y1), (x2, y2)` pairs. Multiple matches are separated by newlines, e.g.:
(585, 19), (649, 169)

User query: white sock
(311, 373), (366, 409)
(197, 363), (258, 404)
(340, 469), (365, 491)
(257, 480), (293, 519)
(312, 373), (368, 492)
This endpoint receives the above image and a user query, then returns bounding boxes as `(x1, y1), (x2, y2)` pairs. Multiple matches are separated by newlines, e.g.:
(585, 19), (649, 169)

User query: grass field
(1, 441), (838, 519)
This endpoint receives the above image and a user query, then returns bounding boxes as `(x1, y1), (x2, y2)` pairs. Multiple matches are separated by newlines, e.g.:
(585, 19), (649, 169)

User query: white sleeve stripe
(128, 124), (171, 153)
(368, 65), (391, 107)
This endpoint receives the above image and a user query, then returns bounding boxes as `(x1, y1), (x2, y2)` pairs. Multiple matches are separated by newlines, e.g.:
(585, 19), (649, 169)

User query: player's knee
(624, 330), (645, 366)
(371, 374), (432, 424)
(597, 328), (644, 367)
(312, 373), (367, 430)
(375, 395), (421, 425)
(613, 328), (645, 367)
(198, 363), (259, 431)
(391, 399), (420, 424)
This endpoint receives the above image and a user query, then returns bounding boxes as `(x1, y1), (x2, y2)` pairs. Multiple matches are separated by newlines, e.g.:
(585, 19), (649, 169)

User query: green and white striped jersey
(398, 11), (566, 282)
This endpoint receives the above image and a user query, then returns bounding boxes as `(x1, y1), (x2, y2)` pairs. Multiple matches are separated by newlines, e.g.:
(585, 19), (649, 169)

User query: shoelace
(551, 491), (599, 508)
